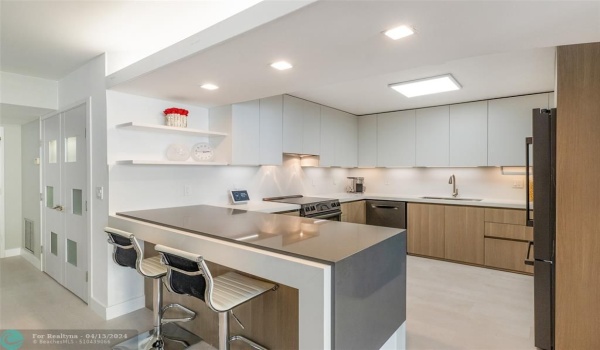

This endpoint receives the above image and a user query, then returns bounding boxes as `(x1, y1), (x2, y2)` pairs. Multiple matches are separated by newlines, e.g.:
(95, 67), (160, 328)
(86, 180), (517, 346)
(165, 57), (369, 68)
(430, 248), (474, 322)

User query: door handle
(371, 205), (398, 210)
(524, 240), (534, 266)
(525, 137), (534, 227)
(52, 205), (64, 212)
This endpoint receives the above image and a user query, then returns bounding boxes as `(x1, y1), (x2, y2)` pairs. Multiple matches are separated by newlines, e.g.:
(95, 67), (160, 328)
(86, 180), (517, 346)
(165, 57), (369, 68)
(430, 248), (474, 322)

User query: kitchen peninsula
(108, 205), (407, 350)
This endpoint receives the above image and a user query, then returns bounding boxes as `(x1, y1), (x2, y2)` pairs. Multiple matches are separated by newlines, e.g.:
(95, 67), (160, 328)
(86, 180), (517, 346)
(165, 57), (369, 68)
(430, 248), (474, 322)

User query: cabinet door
(338, 111), (357, 167)
(341, 201), (366, 224)
(377, 110), (416, 167)
(407, 203), (445, 258)
(484, 237), (534, 274)
(488, 93), (549, 166)
(444, 206), (485, 264)
(302, 100), (321, 156)
(259, 95), (283, 165)
(232, 100), (260, 165)
(358, 114), (377, 167)
(416, 106), (450, 166)
(282, 95), (304, 154)
(319, 106), (339, 166)
(450, 101), (488, 166)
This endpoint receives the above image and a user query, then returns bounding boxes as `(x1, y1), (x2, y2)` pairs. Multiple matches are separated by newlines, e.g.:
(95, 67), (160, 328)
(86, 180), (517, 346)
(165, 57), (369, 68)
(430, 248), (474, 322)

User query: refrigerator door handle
(524, 240), (535, 266)
(526, 137), (534, 227)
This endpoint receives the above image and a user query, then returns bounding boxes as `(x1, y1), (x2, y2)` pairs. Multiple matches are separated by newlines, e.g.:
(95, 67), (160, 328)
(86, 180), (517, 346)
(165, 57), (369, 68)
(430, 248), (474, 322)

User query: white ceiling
(0, 0), (263, 79)
(109, 0), (600, 115)
(1, 1), (599, 118)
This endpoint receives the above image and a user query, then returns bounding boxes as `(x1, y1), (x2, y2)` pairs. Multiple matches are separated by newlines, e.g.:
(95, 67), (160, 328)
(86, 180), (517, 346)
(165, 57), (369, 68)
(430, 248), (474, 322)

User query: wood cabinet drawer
(485, 222), (533, 241)
(484, 208), (527, 225)
(484, 238), (533, 274)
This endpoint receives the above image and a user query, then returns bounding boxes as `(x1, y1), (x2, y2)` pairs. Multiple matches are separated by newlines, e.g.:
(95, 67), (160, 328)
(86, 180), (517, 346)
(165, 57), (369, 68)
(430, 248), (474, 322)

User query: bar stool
(105, 227), (198, 350)
(155, 244), (278, 350)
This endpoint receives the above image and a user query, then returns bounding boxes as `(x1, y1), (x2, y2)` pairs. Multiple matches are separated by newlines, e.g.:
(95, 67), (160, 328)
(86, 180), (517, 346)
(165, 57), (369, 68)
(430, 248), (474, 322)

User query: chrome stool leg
(218, 312), (229, 350)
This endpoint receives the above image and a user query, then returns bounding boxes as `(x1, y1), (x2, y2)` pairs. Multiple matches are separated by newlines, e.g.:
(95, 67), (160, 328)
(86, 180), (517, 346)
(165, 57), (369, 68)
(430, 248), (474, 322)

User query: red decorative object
(163, 108), (189, 116)
(163, 107), (189, 127)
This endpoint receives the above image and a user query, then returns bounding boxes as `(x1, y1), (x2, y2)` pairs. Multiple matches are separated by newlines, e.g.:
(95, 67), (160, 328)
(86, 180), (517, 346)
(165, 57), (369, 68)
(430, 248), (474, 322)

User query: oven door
(308, 211), (342, 221)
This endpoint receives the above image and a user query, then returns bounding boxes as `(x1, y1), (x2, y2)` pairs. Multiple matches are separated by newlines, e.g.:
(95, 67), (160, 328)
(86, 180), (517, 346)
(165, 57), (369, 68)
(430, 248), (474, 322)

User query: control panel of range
(301, 200), (341, 216)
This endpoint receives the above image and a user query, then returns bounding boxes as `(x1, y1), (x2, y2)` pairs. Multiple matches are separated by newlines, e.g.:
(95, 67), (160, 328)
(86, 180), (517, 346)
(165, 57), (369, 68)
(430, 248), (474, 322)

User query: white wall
(0, 72), (58, 109)
(21, 120), (41, 259)
(58, 54), (111, 316)
(1, 124), (23, 252)
(349, 167), (525, 201)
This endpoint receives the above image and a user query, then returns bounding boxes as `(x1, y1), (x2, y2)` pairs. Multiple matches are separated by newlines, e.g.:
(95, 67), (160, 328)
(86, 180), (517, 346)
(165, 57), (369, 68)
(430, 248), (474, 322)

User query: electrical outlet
(512, 179), (524, 189)
(184, 185), (191, 196)
(96, 187), (104, 199)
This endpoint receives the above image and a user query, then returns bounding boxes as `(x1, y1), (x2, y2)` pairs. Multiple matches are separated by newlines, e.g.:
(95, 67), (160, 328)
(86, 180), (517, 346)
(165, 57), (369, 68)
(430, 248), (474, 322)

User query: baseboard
(20, 249), (42, 270)
(89, 296), (146, 320)
(2, 248), (22, 258)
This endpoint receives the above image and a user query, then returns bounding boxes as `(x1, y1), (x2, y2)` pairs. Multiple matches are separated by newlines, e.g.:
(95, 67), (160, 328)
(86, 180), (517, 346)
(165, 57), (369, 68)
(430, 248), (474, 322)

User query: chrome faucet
(449, 174), (459, 197)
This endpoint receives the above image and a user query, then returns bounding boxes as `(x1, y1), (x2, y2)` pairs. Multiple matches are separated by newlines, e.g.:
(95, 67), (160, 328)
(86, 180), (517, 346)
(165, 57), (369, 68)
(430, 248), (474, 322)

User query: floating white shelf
(116, 122), (228, 137)
(116, 160), (228, 166)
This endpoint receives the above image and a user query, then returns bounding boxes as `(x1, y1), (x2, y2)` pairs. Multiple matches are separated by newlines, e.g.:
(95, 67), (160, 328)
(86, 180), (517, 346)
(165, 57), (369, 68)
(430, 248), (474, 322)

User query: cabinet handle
(524, 240), (534, 266)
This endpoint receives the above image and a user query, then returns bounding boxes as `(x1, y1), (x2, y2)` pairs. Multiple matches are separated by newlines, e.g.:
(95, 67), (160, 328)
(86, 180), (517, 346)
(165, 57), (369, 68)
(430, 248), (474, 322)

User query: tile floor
(1, 255), (535, 349)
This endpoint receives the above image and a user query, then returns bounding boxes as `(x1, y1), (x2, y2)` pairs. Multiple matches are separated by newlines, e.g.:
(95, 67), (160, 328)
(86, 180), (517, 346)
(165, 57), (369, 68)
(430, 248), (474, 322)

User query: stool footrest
(161, 303), (196, 325)
(230, 335), (268, 350)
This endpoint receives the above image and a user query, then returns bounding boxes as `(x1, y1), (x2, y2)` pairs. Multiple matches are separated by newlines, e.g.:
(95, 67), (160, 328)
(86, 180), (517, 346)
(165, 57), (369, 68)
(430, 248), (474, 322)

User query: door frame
(40, 98), (92, 301)
(0, 126), (5, 258)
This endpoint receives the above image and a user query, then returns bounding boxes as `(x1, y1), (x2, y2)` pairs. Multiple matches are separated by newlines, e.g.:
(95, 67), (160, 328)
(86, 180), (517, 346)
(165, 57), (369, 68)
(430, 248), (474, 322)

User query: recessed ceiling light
(383, 25), (415, 40)
(270, 61), (293, 70)
(200, 83), (219, 90)
(389, 74), (461, 98)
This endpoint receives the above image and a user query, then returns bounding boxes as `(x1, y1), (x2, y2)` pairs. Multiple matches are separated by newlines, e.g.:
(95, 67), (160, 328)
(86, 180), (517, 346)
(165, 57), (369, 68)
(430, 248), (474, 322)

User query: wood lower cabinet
(407, 203), (445, 258)
(341, 201), (366, 224)
(483, 208), (533, 274)
(406, 204), (531, 274)
(484, 238), (534, 274)
(444, 206), (485, 265)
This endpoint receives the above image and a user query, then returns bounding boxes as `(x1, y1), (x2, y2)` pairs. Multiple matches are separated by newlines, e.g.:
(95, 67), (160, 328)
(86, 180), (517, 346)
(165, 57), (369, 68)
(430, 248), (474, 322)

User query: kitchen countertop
(209, 193), (527, 214)
(316, 193), (528, 209)
(117, 204), (402, 264)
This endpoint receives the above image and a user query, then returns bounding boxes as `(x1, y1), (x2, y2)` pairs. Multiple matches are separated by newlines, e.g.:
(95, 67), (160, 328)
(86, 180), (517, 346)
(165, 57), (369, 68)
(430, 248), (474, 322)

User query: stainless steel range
(263, 195), (342, 221)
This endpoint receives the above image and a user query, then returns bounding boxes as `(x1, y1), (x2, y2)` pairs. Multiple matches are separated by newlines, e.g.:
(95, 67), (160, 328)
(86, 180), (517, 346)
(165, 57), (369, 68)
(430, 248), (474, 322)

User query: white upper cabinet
(319, 106), (338, 167)
(231, 100), (260, 165)
(337, 110), (358, 168)
(358, 114), (377, 167)
(449, 101), (488, 166)
(259, 95), (283, 165)
(377, 110), (416, 167)
(320, 106), (357, 167)
(416, 106), (450, 166)
(282, 95), (304, 154)
(283, 95), (321, 155)
(488, 93), (549, 166)
(302, 100), (321, 156)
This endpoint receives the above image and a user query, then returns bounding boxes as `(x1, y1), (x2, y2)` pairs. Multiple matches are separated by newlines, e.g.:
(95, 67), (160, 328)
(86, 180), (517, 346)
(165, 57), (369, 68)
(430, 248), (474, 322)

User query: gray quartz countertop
(117, 204), (403, 264)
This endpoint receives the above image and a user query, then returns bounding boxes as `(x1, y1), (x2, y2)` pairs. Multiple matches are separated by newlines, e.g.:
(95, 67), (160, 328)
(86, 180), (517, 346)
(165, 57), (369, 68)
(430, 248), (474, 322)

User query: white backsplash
(348, 167), (526, 201)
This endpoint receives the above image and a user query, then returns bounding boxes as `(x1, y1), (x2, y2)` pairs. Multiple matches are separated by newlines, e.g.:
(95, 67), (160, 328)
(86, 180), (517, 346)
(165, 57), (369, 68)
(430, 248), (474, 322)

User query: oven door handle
(310, 211), (342, 220)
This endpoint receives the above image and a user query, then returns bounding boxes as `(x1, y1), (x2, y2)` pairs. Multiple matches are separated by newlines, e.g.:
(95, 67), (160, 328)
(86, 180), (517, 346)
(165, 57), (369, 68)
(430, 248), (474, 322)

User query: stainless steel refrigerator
(525, 108), (556, 350)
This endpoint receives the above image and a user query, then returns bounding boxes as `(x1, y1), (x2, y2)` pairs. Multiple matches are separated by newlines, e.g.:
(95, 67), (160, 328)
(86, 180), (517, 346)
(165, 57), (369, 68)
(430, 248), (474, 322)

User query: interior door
(62, 105), (88, 301)
(42, 113), (64, 284)
(42, 104), (88, 302)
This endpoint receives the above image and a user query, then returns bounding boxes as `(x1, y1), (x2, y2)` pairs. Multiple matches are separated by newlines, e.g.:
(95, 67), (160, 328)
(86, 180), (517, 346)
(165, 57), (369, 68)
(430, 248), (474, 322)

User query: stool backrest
(105, 227), (143, 273)
(155, 245), (218, 311)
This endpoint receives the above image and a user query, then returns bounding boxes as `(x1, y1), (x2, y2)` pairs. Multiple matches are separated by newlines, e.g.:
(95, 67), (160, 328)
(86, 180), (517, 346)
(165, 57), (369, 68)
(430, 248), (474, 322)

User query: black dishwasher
(366, 200), (406, 229)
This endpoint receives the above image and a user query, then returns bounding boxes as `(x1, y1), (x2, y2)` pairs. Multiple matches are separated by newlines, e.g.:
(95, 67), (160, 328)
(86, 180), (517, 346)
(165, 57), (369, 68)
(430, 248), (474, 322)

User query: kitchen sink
(420, 196), (483, 201)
